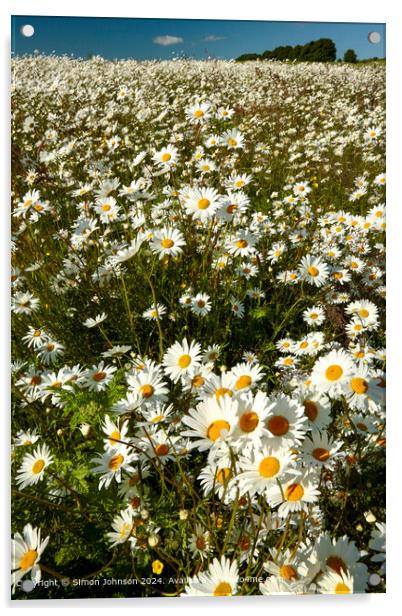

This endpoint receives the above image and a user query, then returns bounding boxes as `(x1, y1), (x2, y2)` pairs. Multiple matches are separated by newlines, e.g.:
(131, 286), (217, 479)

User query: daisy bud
(56, 429), (63, 436)
(179, 509), (189, 521)
(140, 509), (149, 520)
(148, 533), (160, 547)
(364, 511), (377, 523)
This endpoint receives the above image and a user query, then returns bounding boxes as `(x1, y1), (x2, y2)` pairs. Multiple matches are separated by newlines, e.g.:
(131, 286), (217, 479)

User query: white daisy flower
(16, 444), (53, 489)
(266, 473), (320, 517)
(299, 255), (329, 287)
(11, 524), (50, 593)
(182, 395), (238, 452)
(150, 226), (186, 259)
(107, 508), (136, 547)
(311, 349), (355, 398)
(82, 361), (117, 392)
(181, 555), (239, 596)
(238, 445), (298, 497)
(162, 338), (202, 383)
(183, 187), (221, 221)
(91, 447), (138, 490)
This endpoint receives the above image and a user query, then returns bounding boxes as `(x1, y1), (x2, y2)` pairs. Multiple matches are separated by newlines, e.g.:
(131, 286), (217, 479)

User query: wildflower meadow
(11, 54), (385, 598)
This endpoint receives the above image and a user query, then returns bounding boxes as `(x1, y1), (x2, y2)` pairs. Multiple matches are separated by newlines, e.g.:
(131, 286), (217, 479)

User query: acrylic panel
(11, 15), (386, 600)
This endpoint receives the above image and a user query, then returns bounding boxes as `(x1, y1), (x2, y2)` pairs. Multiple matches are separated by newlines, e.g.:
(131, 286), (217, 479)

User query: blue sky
(11, 16), (385, 61)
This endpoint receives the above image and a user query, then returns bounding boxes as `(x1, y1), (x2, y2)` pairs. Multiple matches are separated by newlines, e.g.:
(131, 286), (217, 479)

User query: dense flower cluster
(11, 55), (385, 598)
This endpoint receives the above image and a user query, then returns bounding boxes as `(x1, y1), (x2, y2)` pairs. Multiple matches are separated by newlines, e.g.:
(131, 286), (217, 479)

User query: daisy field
(11, 50), (385, 599)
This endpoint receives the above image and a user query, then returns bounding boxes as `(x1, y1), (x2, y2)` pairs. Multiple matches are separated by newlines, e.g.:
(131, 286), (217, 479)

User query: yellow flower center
(108, 430), (121, 444)
(226, 204), (237, 214)
(312, 447), (330, 462)
(279, 565), (297, 580)
(198, 198), (210, 210)
(178, 354), (191, 368)
(93, 371), (106, 382)
(196, 536), (206, 549)
(119, 522), (132, 538)
(325, 364), (343, 381)
(161, 152), (171, 162)
(194, 109), (204, 118)
(239, 535), (251, 551)
(140, 384), (155, 398)
(213, 582), (233, 596)
(151, 414), (165, 423)
(109, 453), (124, 471)
(235, 180), (245, 188)
(155, 443), (169, 456)
(33, 330), (41, 337)
(216, 467), (232, 484)
(101, 204), (111, 212)
(32, 459), (45, 474)
(161, 238), (174, 249)
(359, 309), (369, 318)
(267, 415), (289, 436)
(207, 420), (230, 442)
(258, 456), (280, 478)
(192, 374), (205, 388)
(300, 341), (309, 349)
(215, 387), (233, 399)
(19, 549), (38, 571)
(239, 411), (259, 433)
(350, 377), (368, 394)
(304, 400), (318, 421)
(307, 266), (319, 277)
(236, 239), (248, 249)
(310, 313), (318, 320)
(228, 138), (237, 146)
(335, 582), (351, 594)
(197, 300), (205, 308)
(235, 375), (252, 390)
(285, 483), (304, 501)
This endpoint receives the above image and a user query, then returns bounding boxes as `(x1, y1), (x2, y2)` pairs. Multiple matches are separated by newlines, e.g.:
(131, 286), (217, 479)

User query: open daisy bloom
(16, 444), (53, 489)
(311, 349), (355, 398)
(267, 473), (320, 518)
(182, 556), (239, 596)
(238, 445), (298, 496)
(163, 338), (202, 383)
(182, 395), (238, 452)
(11, 524), (49, 593)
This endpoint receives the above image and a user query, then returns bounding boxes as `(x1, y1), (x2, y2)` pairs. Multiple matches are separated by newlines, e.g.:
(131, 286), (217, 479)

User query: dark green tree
(236, 53), (261, 62)
(343, 49), (358, 63)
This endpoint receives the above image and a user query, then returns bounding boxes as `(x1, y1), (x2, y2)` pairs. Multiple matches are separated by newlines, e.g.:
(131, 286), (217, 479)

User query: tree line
(236, 38), (359, 63)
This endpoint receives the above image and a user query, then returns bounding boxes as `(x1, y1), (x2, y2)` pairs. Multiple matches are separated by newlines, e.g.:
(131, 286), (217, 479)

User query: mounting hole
(21, 24), (35, 38)
(368, 31), (381, 44)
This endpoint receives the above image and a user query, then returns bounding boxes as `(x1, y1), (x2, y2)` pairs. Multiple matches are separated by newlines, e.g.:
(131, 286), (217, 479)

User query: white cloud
(203, 35), (226, 42)
(153, 35), (184, 46)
